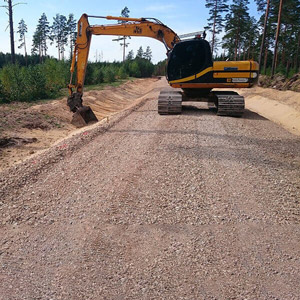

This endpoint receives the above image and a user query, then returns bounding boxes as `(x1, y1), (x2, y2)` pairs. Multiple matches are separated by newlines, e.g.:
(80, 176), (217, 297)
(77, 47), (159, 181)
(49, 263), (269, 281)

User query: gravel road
(1, 78), (300, 299)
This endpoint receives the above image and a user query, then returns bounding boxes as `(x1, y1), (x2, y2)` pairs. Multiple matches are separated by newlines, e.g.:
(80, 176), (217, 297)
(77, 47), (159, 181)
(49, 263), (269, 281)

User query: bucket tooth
(71, 106), (98, 128)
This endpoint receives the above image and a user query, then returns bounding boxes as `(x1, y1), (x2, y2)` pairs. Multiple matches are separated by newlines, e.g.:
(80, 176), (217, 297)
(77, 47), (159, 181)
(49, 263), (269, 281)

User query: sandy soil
(238, 86), (300, 136)
(0, 78), (159, 171)
(0, 78), (299, 299)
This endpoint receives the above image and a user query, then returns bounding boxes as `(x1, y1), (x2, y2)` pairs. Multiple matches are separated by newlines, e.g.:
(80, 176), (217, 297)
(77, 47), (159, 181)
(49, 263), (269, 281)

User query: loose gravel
(0, 79), (300, 299)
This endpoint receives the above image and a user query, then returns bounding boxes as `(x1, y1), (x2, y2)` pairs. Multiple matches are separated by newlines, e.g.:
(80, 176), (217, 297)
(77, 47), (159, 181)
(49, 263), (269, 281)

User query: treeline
(16, 13), (76, 63)
(205, 0), (300, 76)
(0, 46), (160, 103)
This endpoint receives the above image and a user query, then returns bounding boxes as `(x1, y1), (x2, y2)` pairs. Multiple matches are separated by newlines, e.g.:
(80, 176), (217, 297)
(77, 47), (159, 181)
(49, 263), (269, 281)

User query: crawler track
(214, 91), (245, 117)
(158, 90), (182, 114)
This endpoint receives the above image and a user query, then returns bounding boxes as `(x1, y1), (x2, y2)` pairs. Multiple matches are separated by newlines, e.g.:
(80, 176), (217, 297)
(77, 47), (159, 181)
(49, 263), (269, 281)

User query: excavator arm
(67, 14), (180, 123)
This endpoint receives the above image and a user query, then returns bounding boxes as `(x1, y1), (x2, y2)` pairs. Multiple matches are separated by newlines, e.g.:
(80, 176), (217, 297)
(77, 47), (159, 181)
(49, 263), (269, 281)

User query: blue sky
(0, 0), (260, 63)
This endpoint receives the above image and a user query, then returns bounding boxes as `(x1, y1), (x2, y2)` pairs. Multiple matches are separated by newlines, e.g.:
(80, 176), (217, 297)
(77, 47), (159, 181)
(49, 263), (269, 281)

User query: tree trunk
(281, 25), (287, 67)
(263, 46), (268, 75)
(258, 0), (270, 73)
(123, 36), (126, 62)
(211, 0), (217, 54)
(234, 17), (240, 61)
(286, 59), (290, 77)
(295, 32), (300, 72)
(271, 0), (283, 77)
(8, 0), (16, 64)
(23, 35), (27, 66)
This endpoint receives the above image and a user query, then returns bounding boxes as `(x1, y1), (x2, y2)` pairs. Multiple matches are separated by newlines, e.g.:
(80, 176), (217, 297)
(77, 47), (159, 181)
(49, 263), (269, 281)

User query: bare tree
(1, 0), (26, 63)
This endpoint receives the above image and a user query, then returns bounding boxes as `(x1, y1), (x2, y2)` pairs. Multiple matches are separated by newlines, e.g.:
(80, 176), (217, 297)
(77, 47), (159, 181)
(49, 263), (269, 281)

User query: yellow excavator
(68, 14), (259, 126)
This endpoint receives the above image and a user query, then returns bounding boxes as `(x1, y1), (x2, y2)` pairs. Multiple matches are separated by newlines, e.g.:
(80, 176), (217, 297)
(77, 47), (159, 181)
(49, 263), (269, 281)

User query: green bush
(42, 59), (69, 94)
(93, 67), (104, 84)
(0, 80), (4, 103)
(0, 60), (69, 102)
(118, 65), (128, 79)
(103, 67), (116, 83)
(129, 61), (141, 78)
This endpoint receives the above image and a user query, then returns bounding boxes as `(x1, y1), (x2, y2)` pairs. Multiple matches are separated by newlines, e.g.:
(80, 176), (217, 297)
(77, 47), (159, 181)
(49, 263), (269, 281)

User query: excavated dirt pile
(259, 73), (300, 92)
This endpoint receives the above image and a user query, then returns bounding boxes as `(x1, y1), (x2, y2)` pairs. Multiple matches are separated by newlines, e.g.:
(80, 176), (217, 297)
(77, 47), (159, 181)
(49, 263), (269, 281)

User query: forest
(207, 0), (300, 77)
(0, 0), (300, 103)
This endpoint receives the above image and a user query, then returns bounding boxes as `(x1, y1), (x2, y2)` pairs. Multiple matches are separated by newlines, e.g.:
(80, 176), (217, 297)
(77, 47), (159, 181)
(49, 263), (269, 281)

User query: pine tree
(143, 46), (152, 61)
(136, 46), (144, 59)
(204, 0), (229, 55)
(51, 14), (68, 60)
(222, 0), (250, 60)
(17, 19), (27, 61)
(31, 13), (50, 62)
(38, 13), (50, 56)
(121, 6), (130, 18)
(126, 50), (134, 60)
(67, 14), (77, 58)
(113, 6), (131, 62)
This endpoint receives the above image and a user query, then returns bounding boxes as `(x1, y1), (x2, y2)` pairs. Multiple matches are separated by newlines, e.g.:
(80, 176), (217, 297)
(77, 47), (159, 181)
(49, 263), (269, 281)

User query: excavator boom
(67, 14), (180, 127)
(68, 14), (179, 95)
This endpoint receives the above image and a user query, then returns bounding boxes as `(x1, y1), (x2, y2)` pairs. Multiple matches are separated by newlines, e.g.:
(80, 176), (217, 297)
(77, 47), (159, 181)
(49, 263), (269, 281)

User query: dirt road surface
(1, 78), (300, 299)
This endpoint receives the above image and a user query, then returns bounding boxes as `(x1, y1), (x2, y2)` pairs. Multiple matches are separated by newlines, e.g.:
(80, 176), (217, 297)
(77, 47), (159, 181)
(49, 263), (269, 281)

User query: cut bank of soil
(0, 78), (159, 171)
(237, 86), (300, 136)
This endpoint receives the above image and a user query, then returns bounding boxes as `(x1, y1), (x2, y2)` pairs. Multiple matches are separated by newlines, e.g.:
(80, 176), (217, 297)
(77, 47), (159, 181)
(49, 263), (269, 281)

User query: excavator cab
(167, 39), (213, 82)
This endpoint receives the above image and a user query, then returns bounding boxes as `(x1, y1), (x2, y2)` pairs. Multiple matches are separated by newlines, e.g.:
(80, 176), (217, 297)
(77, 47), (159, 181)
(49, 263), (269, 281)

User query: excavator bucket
(71, 106), (98, 128)
(67, 92), (98, 127)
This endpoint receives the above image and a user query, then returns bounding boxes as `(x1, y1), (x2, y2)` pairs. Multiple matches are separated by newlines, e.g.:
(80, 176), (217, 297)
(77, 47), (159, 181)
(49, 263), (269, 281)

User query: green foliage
(32, 13), (50, 59)
(223, 0), (251, 60)
(136, 46), (144, 59)
(0, 64), (46, 102)
(128, 61), (141, 77)
(205, 0), (229, 53)
(121, 6), (130, 18)
(118, 65), (128, 79)
(154, 60), (167, 76)
(0, 44), (155, 104)
(126, 50), (134, 60)
(42, 58), (69, 93)
(50, 14), (68, 59)
(0, 59), (69, 103)
(143, 46), (152, 61)
(67, 13), (77, 57)
(103, 67), (117, 83)
(17, 19), (28, 51)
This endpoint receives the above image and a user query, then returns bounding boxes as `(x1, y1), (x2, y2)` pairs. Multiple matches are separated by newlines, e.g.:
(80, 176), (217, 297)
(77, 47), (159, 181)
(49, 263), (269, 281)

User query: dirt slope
(0, 78), (299, 299)
(238, 86), (300, 136)
(0, 78), (159, 171)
